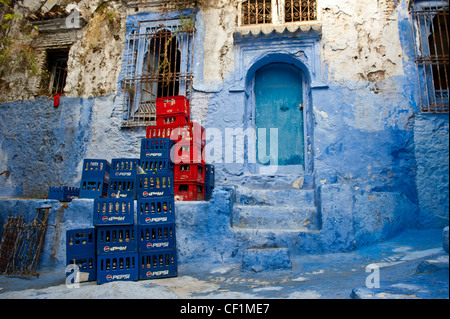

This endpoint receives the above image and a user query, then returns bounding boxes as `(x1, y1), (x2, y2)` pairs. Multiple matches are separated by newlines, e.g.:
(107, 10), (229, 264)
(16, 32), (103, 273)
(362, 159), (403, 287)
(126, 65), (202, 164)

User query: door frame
(243, 54), (313, 175)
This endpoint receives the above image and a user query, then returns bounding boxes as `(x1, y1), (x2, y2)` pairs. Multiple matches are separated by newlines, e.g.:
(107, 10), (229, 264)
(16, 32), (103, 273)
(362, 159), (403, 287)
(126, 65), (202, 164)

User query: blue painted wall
(0, 97), (94, 197)
(413, 113), (449, 229)
(0, 94), (146, 198)
(194, 3), (448, 234)
(0, 3), (448, 260)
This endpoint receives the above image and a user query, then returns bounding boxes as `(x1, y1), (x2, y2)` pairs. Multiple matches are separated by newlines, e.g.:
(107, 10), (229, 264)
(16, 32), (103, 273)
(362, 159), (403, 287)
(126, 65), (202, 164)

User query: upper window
(241, 0), (272, 25)
(45, 48), (69, 96)
(240, 0), (317, 26)
(284, 0), (317, 22)
(410, 0), (449, 113)
(121, 16), (195, 127)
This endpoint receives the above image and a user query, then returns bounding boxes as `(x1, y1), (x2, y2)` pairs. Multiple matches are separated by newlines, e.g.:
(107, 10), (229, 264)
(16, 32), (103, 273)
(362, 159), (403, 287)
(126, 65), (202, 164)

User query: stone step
(239, 173), (314, 190)
(242, 247), (292, 272)
(231, 205), (320, 231)
(235, 187), (316, 207)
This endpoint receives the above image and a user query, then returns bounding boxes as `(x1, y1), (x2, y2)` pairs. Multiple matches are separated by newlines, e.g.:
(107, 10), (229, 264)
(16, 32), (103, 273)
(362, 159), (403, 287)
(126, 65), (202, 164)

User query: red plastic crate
(146, 125), (172, 139)
(176, 122), (205, 147)
(156, 96), (190, 117)
(146, 122), (205, 147)
(174, 163), (205, 183)
(156, 113), (189, 126)
(174, 182), (205, 201)
(171, 141), (204, 164)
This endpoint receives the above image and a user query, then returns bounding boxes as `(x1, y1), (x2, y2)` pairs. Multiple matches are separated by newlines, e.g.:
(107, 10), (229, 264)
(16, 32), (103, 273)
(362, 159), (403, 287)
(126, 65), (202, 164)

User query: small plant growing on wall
(0, 39), (41, 77)
(81, 2), (122, 58)
(179, 14), (195, 32)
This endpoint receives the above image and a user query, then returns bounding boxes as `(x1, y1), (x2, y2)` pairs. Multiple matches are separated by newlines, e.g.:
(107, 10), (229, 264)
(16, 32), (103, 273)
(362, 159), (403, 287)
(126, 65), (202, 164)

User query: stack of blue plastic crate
(66, 228), (96, 283)
(136, 137), (178, 280)
(107, 158), (140, 199)
(67, 134), (179, 284)
(93, 196), (138, 285)
(136, 138), (175, 199)
(79, 159), (111, 199)
(48, 186), (80, 202)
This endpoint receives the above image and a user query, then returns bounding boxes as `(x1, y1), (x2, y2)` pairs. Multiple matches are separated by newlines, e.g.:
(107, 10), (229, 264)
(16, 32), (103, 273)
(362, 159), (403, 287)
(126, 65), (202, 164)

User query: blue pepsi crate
(81, 159), (111, 179)
(138, 223), (176, 252)
(96, 225), (137, 255)
(111, 158), (140, 179)
(137, 197), (175, 225)
(140, 158), (174, 174)
(136, 172), (174, 199)
(66, 228), (96, 256)
(107, 178), (136, 199)
(205, 184), (213, 201)
(97, 253), (138, 285)
(48, 186), (79, 202)
(66, 253), (96, 283)
(138, 249), (178, 280)
(140, 138), (174, 160)
(205, 164), (214, 201)
(79, 177), (109, 199)
(205, 164), (215, 188)
(93, 198), (135, 226)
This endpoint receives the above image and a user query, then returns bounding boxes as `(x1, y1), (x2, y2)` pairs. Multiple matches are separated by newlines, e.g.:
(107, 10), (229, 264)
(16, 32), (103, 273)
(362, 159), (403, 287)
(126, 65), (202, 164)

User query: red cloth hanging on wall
(53, 93), (62, 107)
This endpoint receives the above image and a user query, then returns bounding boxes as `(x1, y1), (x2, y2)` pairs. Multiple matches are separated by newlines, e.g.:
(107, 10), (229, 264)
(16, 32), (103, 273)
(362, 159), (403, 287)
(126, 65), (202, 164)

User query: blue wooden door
(255, 63), (304, 166)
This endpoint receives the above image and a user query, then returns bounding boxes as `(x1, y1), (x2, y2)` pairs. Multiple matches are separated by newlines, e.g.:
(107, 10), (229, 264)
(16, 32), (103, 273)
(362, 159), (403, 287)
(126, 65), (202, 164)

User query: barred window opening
(240, 0), (317, 26)
(410, 0), (449, 113)
(241, 0), (272, 25)
(121, 19), (195, 127)
(141, 30), (181, 103)
(46, 48), (69, 95)
(285, 0), (317, 22)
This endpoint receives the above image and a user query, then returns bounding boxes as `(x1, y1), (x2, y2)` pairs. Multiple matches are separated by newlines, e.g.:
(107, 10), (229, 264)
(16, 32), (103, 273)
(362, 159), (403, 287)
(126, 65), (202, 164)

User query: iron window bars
(240, 0), (317, 26)
(46, 49), (69, 95)
(121, 18), (195, 127)
(241, 0), (272, 25)
(285, 0), (317, 22)
(410, 0), (449, 113)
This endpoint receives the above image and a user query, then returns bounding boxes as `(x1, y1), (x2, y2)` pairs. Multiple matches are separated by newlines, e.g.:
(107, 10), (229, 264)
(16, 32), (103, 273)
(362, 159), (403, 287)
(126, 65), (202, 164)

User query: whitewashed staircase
(231, 174), (320, 232)
(230, 174), (321, 271)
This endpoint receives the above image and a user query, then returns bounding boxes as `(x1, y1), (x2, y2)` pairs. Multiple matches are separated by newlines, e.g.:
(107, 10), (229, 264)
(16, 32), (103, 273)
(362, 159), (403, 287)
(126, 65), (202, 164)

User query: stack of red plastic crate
(146, 96), (207, 201)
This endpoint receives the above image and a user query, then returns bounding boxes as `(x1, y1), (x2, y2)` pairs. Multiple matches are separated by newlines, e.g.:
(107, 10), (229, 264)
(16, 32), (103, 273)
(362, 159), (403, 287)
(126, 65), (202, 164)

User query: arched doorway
(253, 62), (305, 171)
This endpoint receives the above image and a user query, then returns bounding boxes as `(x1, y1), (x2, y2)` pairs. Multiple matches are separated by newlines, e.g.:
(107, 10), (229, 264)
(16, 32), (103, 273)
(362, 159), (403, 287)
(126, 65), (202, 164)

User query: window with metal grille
(46, 48), (69, 95)
(285, 0), (317, 22)
(410, 0), (449, 113)
(241, 0), (272, 25)
(121, 17), (195, 127)
(240, 0), (317, 26)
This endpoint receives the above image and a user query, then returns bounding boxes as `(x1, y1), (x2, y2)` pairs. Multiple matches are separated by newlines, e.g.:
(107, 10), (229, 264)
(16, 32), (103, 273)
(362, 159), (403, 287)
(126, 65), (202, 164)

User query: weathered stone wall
(0, 97), (93, 198)
(0, 0), (126, 103)
(0, 0), (448, 239)
(0, 94), (146, 198)
(413, 114), (449, 229)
